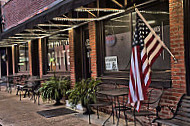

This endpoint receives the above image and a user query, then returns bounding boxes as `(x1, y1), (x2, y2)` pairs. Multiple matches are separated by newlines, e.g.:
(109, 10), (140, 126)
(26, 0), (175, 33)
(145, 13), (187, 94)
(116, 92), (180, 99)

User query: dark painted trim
(31, 39), (40, 76)
(184, 0), (190, 95)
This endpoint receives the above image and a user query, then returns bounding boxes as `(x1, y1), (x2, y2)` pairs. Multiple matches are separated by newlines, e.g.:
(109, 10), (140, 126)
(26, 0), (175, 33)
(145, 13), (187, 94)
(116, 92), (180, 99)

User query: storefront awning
(0, 0), (96, 40)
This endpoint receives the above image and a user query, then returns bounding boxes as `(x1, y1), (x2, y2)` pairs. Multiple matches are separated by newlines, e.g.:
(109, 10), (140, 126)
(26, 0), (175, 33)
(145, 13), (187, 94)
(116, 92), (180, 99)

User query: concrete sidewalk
(0, 88), (98, 126)
(0, 87), (136, 126)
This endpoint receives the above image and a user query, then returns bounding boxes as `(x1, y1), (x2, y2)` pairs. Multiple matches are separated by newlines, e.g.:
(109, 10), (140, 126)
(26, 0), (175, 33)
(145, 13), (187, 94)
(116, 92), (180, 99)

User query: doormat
(37, 107), (78, 118)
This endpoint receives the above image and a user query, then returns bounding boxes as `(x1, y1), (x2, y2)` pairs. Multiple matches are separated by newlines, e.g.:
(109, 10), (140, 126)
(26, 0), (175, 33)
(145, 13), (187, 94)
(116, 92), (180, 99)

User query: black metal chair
(0, 77), (5, 91)
(33, 88), (41, 105)
(21, 76), (39, 99)
(153, 94), (190, 126)
(0, 76), (14, 93)
(126, 87), (164, 126)
(16, 75), (30, 96)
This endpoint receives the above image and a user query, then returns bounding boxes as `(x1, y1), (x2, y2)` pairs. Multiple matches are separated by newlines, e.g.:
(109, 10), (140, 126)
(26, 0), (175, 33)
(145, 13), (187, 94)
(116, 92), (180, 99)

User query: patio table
(98, 88), (129, 126)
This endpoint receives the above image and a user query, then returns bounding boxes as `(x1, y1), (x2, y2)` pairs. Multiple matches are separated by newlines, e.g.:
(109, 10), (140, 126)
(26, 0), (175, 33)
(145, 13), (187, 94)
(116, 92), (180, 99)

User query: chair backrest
(96, 82), (117, 91)
(142, 87), (164, 110)
(174, 94), (190, 123)
(26, 76), (38, 87)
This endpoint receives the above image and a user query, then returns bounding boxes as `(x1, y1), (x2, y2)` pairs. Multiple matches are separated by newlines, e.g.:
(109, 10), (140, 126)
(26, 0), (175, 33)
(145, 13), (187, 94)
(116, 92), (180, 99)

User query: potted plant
(67, 78), (101, 114)
(39, 76), (70, 105)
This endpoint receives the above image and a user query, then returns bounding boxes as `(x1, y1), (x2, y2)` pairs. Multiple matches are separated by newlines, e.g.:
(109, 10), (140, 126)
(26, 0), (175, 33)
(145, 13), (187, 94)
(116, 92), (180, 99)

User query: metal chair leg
(20, 90), (22, 101)
(124, 110), (128, 126)
(97, 107), (99, 119)
(16, 86), (19, 95)
(112, 97), (115, 124)
(34, 93), (36, 103)
(134, 108), (136, 126)
(88, 105), (91, 124)
(9, 85), (12, 94)
(38, 94), (40, 105)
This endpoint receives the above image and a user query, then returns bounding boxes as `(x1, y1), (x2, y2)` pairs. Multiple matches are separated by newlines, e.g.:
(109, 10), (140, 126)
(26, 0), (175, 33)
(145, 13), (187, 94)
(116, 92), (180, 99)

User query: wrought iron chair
(0, 76), (7, 91)
(126, 87), (164, 126)
(16, 75), (30, 97)
(1, 76), (14, 94)
(21, 76), (39, 100)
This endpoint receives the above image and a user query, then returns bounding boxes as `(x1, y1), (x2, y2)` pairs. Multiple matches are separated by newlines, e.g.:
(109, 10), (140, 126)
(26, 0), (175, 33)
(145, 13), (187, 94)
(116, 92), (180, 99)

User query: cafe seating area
(0, 74), (60, 103)
(0, 74), (165, 126)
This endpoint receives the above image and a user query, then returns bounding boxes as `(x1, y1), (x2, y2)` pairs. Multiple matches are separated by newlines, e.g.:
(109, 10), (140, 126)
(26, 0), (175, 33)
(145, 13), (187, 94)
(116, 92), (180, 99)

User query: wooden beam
(15, 33), (50, 36)
(87, 10), (97, 18)
(38, 24), (73, 27)
(124, 0), (127, 7)
(53, 17), (97, 21)
(75, 7), (124, 12)
(111, 0), (123, 8)
(97, 0), (99, 17)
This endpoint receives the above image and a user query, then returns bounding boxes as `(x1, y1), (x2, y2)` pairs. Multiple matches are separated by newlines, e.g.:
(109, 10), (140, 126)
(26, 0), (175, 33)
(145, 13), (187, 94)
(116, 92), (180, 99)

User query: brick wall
(159, 0), (185, 118)
(89, 21), (97, 78)
(69, 29), (75, 87)
(2, 0), (60, 30)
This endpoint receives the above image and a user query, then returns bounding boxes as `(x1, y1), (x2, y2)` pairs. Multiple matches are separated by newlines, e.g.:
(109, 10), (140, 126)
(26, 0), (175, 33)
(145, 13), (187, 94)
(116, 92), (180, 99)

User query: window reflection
(18, 43), (29, 72)
(104, 1), (170, 72)
(47, 40), (70, 72)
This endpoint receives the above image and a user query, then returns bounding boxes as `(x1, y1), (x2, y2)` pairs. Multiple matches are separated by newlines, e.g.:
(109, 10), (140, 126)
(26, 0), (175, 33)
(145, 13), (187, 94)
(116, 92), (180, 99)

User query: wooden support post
(28, 41), (33, 76)
(12, 45), (15, 74)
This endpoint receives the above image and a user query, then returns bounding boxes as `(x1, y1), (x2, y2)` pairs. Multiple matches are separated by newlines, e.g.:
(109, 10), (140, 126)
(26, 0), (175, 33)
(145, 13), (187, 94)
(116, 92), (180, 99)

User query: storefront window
(104, 13), (132, 71)
(18, 43), (29, 72)
(104, 1), (170, 72)
(140, 2), (170, 70)
(47, 40), (70, 72)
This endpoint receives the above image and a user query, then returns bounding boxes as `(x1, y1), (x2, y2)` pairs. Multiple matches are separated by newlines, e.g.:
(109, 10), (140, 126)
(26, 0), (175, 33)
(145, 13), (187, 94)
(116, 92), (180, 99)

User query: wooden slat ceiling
(1, 0), (165, 47)
(0, 0), (128, 46)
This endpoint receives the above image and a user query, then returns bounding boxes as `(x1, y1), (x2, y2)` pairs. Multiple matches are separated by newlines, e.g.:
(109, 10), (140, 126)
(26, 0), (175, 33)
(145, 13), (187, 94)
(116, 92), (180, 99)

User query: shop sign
(106, 35), (116, 47)
(105, 56), (118, 71)
(153, 26), (161, 37)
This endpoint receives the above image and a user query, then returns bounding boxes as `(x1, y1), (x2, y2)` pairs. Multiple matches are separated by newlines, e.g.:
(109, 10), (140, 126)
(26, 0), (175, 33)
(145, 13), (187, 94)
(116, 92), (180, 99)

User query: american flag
(128, 14), (163, 112)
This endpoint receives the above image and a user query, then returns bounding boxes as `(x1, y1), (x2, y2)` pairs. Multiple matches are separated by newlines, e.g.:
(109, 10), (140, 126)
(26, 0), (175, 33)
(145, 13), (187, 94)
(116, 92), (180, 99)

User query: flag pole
(135, 8), (177, 63)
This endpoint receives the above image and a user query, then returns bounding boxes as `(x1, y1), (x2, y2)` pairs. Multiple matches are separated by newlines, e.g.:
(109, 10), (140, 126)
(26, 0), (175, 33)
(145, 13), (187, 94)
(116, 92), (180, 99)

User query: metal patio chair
(126, 87), (164, 126)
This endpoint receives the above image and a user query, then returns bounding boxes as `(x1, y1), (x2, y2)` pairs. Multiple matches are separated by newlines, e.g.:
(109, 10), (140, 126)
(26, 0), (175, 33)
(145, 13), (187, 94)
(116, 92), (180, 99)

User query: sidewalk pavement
(0, 87), (136, 126)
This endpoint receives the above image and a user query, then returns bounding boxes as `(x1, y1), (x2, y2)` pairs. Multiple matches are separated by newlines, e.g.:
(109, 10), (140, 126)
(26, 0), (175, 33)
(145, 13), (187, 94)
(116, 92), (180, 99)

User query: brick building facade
(160, 0), (186, 117)
(0, 0), (189, 124)
(2, 0), (59, 30)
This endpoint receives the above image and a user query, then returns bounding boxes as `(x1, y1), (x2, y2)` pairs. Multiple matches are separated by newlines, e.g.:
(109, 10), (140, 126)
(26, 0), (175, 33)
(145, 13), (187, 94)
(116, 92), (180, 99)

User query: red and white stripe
(128, 45), (145, 112)
(142, 33), (163, 88)
(128, 32), (163, 112)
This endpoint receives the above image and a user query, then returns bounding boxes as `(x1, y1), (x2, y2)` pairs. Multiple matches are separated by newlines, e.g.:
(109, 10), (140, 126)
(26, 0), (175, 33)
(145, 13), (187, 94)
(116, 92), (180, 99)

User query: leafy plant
(67, 78), (101, 108)
(39, 76), (70, 104)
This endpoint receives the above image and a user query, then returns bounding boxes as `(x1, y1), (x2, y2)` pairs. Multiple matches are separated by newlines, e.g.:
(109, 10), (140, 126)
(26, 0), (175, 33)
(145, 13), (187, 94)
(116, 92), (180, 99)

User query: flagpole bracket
(133, 4), (136, 8)
(133, 4), (136, 10)
(173, 57), (178, 64)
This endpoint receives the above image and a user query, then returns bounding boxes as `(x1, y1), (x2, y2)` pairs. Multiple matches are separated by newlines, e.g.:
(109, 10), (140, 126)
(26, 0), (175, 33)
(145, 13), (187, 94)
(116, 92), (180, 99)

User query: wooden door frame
(184, 0), (190, 95)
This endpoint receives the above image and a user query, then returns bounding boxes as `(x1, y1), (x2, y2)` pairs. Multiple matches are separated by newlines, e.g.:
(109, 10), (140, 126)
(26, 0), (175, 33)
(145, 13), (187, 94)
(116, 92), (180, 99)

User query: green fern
(39, 76), (70, 102)
(67, 78), (101, 108)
